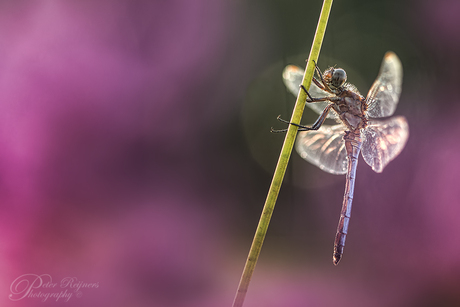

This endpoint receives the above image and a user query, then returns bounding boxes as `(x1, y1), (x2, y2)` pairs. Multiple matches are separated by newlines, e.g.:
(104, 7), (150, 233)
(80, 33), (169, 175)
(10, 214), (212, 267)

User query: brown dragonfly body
(324, 71), (367, 264)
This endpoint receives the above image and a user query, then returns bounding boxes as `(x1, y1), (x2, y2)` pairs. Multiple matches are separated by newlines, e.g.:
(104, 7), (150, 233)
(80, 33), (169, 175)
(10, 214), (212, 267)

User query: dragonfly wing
(361, 116), (409, 173)
(295, 124), (348, 175)
(282, 65), (338, 119)
(366, 52), (403, 118)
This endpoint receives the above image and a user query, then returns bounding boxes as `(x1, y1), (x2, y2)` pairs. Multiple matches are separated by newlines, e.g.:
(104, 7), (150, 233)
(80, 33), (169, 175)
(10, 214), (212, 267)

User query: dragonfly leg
(306, 59), (323, 77)
(270, 127), (289, 133)
(271, 104), (333, 133)
(300, 85), (315, 101)
(270, 116), (290, 133)
(313, 60), (323, 80)
(312, 77), (328, 91)
(312, 60), (334, 93)
(300, 85), (337, 103)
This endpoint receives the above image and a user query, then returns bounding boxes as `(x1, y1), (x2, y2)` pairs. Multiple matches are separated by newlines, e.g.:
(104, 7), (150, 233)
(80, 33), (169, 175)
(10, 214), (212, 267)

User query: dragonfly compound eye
(331, 68), (347, 88)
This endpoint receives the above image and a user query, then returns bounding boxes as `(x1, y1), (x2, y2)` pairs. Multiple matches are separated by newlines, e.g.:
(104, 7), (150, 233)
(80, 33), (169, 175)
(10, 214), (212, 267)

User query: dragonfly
(275, 52), (409, 265)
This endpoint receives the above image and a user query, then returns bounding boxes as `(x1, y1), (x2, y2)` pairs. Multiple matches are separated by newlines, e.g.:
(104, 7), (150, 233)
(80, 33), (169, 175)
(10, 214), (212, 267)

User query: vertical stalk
(232, 1), (333, 306)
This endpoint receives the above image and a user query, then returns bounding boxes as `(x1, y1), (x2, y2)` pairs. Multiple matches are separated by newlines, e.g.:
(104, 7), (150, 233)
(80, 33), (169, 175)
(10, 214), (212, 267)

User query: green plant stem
(232, 1), (333, 306)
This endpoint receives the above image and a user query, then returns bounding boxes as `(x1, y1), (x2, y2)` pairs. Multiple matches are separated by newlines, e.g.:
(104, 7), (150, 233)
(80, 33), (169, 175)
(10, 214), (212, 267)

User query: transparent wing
(282, 65), (338, 119)
(295, 124), (348, 175)
(361, 116), (409, 173)
(366, 52), (403, 118)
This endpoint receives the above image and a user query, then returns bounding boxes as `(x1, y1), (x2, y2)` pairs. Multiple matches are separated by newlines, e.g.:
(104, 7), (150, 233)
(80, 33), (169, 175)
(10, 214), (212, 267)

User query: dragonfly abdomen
(333, 132), (361, 265)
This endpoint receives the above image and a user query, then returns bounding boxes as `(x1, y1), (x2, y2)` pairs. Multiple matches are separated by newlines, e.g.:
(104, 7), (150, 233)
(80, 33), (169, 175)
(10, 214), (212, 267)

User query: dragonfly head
(324, 67), (347, 89)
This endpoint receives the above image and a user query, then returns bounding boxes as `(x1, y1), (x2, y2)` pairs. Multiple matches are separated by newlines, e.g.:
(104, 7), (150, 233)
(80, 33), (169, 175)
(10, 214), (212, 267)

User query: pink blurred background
(0, 0), (459, 306)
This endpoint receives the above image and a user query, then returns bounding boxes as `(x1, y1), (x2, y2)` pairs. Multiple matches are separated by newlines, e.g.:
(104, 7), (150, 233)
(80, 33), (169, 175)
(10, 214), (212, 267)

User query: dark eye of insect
(331, 68), (347, 88)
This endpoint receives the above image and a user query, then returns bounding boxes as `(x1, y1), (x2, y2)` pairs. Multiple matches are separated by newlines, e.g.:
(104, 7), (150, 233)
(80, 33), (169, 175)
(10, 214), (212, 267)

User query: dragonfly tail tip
(333, 254), (341, 266)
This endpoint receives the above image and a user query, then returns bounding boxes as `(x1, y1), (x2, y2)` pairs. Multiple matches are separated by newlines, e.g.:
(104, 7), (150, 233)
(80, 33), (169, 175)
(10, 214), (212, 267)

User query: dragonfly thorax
(334, 91), (368, 130)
